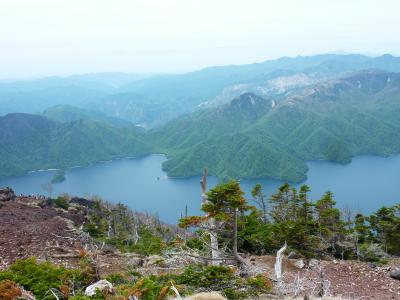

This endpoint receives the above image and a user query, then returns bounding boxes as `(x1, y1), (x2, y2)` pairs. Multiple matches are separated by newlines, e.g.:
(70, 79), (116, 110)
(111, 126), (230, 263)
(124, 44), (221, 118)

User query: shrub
(83, 222), (104, 238)
(105, 273), (128, 285)
(0, 258), (89, 298)
(359, 243), (388, 264)
(69, 292), (104, 300)
(174, 265), (273, 299)
(185, 236), (206, 251)
(0, 280), (22, 300)
(125, 228), (164, 255)
(246, 274), (273, 292)
(54, 196), (69, 210)
(223, 288), (249, 299)
(176, 265), (235, 289)
(69, 293), (105, 300)
(68, 296), (93, 300)
(115, 278), (172, 300)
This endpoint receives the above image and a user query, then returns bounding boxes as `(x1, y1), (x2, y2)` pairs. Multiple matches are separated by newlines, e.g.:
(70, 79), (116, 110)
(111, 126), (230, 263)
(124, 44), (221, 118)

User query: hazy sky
(1, 0), (400, 79)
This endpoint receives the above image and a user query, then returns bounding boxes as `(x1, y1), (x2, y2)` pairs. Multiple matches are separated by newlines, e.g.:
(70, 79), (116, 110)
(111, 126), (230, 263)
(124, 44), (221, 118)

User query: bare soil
(0, 195), (399, 299)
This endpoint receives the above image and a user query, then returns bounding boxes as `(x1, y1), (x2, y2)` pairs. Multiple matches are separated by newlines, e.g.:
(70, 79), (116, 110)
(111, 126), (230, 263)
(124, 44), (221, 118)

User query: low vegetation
(0, 181), (399, 299)
(0, 258), (91, 299)
(0, 259), (271, 299)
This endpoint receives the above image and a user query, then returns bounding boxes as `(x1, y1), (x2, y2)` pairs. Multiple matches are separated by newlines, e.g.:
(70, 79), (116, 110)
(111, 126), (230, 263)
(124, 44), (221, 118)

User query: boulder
(308, 258), (320, 268)
(84, 280), (114, 296)
(124, 253), (144, 267)
(390, 269), (400, 280)
(143, 255), (165, 267)
(287, 251), (301, 259)
(0, 187), (16, 202)
(293, 259), (305, 269)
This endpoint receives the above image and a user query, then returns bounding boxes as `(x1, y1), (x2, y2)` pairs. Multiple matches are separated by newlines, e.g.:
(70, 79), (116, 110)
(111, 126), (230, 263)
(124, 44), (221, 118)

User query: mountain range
(2, 54), (400, 128)
(2, 54), (400, 182)
(152, 70), (400, 181)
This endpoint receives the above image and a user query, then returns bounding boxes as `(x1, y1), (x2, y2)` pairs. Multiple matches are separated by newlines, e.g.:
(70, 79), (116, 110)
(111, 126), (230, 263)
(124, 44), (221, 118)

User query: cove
(0, 154), (399, 224)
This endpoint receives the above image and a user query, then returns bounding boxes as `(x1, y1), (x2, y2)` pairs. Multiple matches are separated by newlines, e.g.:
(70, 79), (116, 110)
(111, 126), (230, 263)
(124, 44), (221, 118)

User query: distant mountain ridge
(42, 105), (136, 128)
(3, 54), (400, 128)
(151, 69), (400, 182)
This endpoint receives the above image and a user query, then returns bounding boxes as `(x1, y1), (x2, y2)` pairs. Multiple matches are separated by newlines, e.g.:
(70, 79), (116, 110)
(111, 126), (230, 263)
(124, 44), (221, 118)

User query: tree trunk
(209, 217), (220, 265)
(233, 208), (247, 265)
(275, 242), (287, 281)
(203, 192), (220, 265)
(200, 169), (220, 265)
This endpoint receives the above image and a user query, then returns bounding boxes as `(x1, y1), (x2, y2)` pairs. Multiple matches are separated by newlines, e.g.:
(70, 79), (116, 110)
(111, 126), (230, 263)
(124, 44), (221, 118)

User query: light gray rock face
(84, 280), (114, 296)
(293, 259), (305, 269)
(390, 269), (400, 280)
(308, 258), (320, 269)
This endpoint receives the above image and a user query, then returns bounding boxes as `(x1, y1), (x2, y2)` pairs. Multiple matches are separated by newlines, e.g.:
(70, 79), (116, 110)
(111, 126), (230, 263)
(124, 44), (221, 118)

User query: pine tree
(354, 214), (371, 244)
(269, 183), (296, 223)
(180, 180), (252, 265)
(368, 205), (400, 255)
(315, 191), (346, 255)
(298, 184), (313, 225)
(251, 183), (268, 223)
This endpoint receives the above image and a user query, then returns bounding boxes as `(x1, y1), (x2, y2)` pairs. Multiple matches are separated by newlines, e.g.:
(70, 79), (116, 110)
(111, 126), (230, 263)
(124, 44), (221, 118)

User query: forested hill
(151, 70), (400, 182)
(42, 104), (136, 128)
(2, 67), (400, 182)
(0, 113), (152, 179)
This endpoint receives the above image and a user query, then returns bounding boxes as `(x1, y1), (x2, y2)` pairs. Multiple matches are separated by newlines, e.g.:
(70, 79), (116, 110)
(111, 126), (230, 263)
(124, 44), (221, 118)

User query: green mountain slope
(151, 70), (400, 182)
(0, 113), (152, 179)
(43, 105), (135, 128)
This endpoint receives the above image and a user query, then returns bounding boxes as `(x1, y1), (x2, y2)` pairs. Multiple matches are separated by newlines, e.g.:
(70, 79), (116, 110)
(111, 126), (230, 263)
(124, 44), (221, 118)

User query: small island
(51, 169), (66, 184)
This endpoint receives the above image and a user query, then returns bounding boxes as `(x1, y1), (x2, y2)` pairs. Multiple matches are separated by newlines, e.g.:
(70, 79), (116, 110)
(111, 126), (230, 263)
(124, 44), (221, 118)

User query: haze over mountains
(2, 54), (400, 128)
(2, 54), (400, 182)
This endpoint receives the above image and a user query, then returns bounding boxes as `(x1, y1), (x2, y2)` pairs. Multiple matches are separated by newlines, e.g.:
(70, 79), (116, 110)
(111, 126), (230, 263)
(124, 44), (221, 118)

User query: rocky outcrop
(143, 255), (165, 267)
(390, 269), (400, 280)
(293, 259), (305, 269)
(70, 197), (94, 208)
(84, 280), (114, 296)
(0, 187), (16, 202)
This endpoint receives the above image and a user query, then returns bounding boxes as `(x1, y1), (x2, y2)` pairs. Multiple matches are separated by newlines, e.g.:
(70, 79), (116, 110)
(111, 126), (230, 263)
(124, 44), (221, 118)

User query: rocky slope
(0, 187), (399, 299)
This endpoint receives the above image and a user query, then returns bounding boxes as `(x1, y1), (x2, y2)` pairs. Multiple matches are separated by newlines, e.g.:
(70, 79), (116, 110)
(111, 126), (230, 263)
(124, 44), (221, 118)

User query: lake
(0, 154), (399, 224)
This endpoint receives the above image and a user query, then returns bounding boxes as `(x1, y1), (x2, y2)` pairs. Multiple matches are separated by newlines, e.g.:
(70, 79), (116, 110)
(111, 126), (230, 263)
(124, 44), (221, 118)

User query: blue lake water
(0, 154), (399, 224)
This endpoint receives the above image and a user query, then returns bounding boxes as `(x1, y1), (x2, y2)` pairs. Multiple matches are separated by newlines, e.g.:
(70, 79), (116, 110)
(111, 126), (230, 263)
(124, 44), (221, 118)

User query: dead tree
(200, 168), (220, 265)
(41, 182), (53, 199)
(232, 208), (247, 266)
(275, 242), (287, 281)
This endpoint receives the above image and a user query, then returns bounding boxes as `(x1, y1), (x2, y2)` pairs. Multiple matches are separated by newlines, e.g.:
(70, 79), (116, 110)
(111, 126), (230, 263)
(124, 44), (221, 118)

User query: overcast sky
(1, 0), (399, 79)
